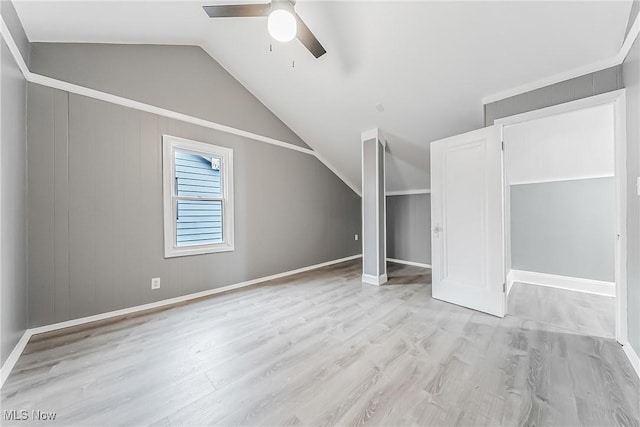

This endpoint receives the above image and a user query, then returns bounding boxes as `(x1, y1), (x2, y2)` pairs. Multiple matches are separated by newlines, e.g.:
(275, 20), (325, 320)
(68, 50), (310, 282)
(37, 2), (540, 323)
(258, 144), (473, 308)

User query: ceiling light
(268, 8), (297, 42)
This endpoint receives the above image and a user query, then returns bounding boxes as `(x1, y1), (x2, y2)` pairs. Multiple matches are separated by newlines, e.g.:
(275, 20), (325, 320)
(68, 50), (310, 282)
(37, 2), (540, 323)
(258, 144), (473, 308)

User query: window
(163, 135), (234, 257)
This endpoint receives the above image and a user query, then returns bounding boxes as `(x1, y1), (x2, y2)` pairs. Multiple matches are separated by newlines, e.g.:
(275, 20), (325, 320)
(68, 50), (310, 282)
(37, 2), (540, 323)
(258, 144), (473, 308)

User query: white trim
(482, 13), (639, 105)
(162, 135), (234, 258)
(385, 189), (431, 196)
(0, 332), (31, 388)
(386, 258), (432, 269)
(314, 151), (361, 196)
(361, 128), (379, 144)
(0, 16), (362, 197)
(621, 12), (640, 65)
(0, 254), (362, 388)
(0, 19), (29, 78)
(382, 138), (387, 278)
(501, 123), (509, 311)
(499, 89), (628, 344)
(482, 57), (622, 105)
(506, 269), (515, 296)
(29, 253), (361, 336)
(0, 23), (31, 391)
(361, 132), (365, 280)
(30, 72), (315, 156)
(362, 273), (388, 286)
(494, 89), (627, 127)
(614, 94), (628, 345)
(509, 173), (615, 186)
(379, 132), (388, 148)
(623, 343), (640, 379)
(375, 134), (380, 279)
(361, 129), (387, 285)
(509, 270), (615, 297)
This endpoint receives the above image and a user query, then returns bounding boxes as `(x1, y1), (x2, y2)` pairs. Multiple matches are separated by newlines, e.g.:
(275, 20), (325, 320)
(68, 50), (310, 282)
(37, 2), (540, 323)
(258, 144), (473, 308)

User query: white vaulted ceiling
(13, 0), (632, 193)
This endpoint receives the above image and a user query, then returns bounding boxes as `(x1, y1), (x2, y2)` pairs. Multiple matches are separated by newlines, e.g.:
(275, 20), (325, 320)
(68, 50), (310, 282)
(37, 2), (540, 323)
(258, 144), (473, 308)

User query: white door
(430, 125), (505, 317)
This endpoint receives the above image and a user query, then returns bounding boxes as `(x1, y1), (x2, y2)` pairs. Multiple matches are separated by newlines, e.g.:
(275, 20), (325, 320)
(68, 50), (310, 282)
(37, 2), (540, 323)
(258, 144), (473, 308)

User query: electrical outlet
(354, 234), (359, 241)
(151, 278), (161, 290)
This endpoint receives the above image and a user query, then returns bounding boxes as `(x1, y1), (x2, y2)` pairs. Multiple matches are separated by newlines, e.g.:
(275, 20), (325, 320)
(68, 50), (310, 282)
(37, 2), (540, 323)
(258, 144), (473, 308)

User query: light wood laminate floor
(2, 260), (638, 426)
(508, 282), (616, 339)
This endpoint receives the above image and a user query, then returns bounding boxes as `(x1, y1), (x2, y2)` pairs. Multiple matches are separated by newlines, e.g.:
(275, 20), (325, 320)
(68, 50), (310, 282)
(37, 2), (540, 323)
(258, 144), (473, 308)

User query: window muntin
(163, 136), (234, 257)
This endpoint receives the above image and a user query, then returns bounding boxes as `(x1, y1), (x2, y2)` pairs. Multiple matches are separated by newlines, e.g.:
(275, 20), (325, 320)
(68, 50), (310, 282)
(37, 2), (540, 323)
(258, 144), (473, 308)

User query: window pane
(176, 200), (223, 246)
(175, 151), (222, 197)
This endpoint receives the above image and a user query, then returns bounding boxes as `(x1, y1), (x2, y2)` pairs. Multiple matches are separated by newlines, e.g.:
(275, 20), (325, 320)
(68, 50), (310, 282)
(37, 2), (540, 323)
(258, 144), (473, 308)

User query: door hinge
(502, 282), (506, 292)
(501, 140), (504, 151)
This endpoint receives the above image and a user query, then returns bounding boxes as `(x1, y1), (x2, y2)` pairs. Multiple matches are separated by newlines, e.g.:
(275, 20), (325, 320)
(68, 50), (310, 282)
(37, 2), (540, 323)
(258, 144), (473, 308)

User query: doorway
(497, 90), (627, 343)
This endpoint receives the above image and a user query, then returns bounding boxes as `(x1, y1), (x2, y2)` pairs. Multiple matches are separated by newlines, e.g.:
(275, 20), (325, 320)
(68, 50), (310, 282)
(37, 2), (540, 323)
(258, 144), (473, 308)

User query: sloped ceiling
(13, 0), (632, 193)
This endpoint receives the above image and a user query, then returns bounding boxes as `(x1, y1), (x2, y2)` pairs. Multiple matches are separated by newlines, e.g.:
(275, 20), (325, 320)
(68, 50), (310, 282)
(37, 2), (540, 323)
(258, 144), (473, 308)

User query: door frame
(494, 89), (628, 345)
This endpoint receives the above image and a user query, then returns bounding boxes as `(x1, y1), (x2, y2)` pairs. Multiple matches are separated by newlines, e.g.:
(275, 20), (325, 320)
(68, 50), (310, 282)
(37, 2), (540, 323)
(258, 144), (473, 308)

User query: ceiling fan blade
(203, 3), (271, 18)
(295, 13), (326, 58)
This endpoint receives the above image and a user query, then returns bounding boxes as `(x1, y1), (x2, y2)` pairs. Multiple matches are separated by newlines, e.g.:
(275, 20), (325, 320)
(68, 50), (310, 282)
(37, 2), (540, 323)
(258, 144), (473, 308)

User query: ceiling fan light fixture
(268, 8), (297, 42)
(203, 1), (325, 58)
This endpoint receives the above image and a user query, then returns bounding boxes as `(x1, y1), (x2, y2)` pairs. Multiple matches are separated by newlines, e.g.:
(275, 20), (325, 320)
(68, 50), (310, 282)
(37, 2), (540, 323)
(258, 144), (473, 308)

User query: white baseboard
(623, 343), (640, 379)
(506, 270), (515, 296)
(362, 273), (388, 286)
(386, 258), (432, 269)
(509, 269), (615, 297)
(0, 331), (31, 388)
(0, 254), (362, 388)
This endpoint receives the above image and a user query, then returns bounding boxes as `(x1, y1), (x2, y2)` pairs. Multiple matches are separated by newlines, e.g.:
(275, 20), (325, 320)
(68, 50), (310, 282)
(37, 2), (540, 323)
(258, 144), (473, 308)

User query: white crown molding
(0, 16), (362, 197)
(387, 258), (432, 269)
(621, 12), (640, 65)
(482, 13), (640, 105)
(482, 56), (621, 106)
(386, 189), (431, 196)
(0, 254), (363, 388)
(0, 18), (29, 77)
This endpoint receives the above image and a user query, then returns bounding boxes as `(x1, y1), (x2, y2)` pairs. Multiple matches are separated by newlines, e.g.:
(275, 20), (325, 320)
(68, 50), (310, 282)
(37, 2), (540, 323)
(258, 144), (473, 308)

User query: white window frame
(162, 135), (234, 258)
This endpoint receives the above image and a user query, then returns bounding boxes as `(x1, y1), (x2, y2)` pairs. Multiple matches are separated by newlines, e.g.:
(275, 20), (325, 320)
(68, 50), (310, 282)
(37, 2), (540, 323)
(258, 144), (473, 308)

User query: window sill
(164, 243), (235, 258)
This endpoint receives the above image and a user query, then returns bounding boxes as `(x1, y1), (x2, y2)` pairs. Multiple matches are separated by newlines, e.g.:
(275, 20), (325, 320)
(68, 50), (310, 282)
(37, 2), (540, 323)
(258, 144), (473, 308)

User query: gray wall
(386, 194), (431, 265)
(26, 83), (361, 327)
(29, 43), (308, 149)
(623, 33), (640, 355)
(511, 178), (615, 282)
(1, 39), (28, 365)
(485, 65), (622, 284)
(484, 65), (624, 126)
(484, 35), (639, 351)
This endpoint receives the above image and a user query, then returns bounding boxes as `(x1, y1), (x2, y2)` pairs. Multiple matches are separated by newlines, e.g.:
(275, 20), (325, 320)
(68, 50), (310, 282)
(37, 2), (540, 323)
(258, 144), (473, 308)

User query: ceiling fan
(203, 1), (327, 58)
